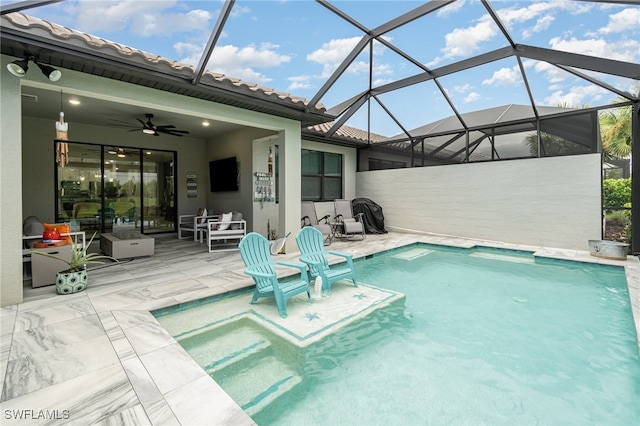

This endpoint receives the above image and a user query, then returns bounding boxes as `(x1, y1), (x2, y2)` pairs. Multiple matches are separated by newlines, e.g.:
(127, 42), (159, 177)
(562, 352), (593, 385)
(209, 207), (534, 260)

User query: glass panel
(302, 176), (321, 201)
(142, 150), (175, 233)
(324, 177), (342, 200)
(57, 143), (102, 233)
(105, 146), (140, 233)
(302, 150), (322, 174)
(323, 153), (342, 176)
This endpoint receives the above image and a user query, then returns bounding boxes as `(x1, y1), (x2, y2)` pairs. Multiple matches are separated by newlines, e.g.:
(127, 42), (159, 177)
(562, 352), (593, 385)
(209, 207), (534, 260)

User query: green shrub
(602, 178), (631, 207)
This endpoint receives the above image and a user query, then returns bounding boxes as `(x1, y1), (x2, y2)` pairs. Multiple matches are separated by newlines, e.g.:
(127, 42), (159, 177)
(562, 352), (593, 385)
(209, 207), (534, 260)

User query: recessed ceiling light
(68, 99), (81, 105)
(202, 121), (210, 127)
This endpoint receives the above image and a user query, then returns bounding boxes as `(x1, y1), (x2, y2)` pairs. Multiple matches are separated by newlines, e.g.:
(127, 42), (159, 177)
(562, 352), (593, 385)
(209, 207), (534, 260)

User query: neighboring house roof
(0, 12), (334, 127)
(305, 122), (387, 145)
(392, 104), (586, 140)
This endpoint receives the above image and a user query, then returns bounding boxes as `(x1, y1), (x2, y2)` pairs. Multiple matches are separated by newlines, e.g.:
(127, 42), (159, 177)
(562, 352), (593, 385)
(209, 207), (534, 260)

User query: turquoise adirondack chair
(295, 226), (357, 295)
(239, 232), (311, 318)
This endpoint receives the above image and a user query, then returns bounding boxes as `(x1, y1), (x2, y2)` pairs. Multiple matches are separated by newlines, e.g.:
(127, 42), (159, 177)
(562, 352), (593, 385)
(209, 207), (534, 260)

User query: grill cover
(352, 198), (387, 234)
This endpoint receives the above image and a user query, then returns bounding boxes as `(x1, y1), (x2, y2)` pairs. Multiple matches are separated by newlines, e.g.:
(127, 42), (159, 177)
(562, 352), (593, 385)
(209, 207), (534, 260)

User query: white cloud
(544, 84), (608, 107)
(549, 36), (640, 62)
(529, 59), (566, 84)
(175, 41), (291, 84)
(287, 75), (314, 91)
(441, 15), (497, 59)
(75, 1), (212, 37)
(464, 92), (481, 103)
(453, 84), (473, 93)
(597, 8), (640, 34)
(521, 14), (554, 39)
(307, 36), (389, 79)
(437, 0), (466, 17)
(482, 67), (520, 86)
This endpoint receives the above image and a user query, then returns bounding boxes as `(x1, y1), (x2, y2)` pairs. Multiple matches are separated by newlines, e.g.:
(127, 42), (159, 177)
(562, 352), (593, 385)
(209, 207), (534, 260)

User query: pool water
(173, 244), (640, 425)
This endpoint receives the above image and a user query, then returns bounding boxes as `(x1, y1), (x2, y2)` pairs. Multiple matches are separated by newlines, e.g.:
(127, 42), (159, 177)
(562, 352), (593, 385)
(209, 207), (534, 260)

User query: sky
(4, 0), (640, 137)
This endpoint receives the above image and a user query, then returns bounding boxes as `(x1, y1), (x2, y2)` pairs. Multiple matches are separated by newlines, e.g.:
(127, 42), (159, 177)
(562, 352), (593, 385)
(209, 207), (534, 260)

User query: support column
(0, 57), (25, 306)
(278, 127), (301, 254)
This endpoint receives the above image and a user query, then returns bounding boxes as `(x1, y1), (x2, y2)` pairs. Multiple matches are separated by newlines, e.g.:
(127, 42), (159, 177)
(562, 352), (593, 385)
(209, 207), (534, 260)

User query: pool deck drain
(157, 281), (405, 348)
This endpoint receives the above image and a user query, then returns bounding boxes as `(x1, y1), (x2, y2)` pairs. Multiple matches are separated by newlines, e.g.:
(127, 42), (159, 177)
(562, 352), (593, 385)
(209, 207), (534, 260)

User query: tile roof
(1, 12), (328, 116)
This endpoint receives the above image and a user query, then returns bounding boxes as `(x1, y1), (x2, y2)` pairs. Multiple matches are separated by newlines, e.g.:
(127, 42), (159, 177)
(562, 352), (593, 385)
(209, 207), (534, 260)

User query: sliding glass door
(56, 142), (176, 234)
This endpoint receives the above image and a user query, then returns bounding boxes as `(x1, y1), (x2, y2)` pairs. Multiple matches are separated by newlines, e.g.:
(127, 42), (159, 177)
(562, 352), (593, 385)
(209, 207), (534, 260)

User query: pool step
(391, 248), (434, 261)
(214, 354), (302, 418)
(178, 322), (271, 374)
(469, 251), (534, 264)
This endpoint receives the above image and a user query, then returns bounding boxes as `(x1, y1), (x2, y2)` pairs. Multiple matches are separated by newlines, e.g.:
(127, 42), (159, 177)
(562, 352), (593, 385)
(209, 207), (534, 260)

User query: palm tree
(600, 103), (632, 161)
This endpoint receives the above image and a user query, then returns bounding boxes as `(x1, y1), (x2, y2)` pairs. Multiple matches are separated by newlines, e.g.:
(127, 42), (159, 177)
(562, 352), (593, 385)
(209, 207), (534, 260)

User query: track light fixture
(6, 56), (62, 82)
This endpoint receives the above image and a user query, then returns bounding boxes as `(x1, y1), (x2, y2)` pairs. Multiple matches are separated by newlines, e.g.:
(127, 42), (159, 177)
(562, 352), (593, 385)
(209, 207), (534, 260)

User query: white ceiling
(20, 85), (244, 140)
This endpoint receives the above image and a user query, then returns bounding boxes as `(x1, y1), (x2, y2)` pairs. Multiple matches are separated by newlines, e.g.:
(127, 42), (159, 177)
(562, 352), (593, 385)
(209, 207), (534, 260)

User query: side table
(100, 232), (155, 259)
(31, 244), (72, 288)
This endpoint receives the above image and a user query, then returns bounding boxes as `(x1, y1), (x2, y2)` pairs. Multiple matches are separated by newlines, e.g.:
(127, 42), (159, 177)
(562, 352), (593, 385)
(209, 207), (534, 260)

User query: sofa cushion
(217, 212), (233, 230)
(230, 211), (243, 230)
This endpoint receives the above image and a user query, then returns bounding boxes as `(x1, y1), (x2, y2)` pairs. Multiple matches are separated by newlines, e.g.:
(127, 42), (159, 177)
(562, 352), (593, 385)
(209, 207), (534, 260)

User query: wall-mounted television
(209, 156), (239, 192)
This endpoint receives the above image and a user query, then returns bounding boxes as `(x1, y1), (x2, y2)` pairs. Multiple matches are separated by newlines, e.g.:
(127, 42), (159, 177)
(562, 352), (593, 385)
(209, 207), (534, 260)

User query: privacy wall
(356, 154), (602, 250)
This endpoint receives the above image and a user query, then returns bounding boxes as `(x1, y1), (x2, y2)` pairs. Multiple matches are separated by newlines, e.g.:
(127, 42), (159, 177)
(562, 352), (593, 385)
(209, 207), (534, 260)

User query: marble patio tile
(164, 375), (254, 426)
(0, 363), (139, 426)
(87, 268), (136, 286)
(122, 319), (176, 356)
(2, 334), (119, 401)
(166, 257), (213, 272)
(170, 286), (234, 304)
(0, 308), (17, 401)
(84, 276), (143, 297)
(137, 271), (192, 288)
(142, 278), (209, 299)
(14, 298), (96, 332)
(193, 271), (249, 288)
(120, 357), (163, 407)
(15, 291), (88, 313)
(111, 310), (159, 330)
(139, 342), (208, 395)
(144, 397), (180, 425)
(0, 305), (18, 317)
(87, 289), (161, 313)
(8, 314), (105, 361)
(96, 311), (137, 362)
(99, 404), (151, 426)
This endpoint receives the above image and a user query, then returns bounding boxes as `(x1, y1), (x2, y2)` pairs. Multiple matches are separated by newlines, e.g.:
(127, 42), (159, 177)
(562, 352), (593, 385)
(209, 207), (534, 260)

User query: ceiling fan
(107, 113), (189, 137)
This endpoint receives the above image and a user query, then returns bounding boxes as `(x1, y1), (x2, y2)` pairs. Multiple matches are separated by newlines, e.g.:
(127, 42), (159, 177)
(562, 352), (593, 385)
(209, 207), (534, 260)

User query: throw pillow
(230, 211), (243, 230)
(217, 212), (233, 230)
(43, 223), (73, 243)
(23, 216), (44, 236)
(196, 207), (207, 224)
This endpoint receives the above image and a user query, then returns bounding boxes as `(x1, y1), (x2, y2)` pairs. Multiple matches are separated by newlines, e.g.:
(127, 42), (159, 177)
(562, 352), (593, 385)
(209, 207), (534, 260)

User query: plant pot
(55, 268), (88, 294)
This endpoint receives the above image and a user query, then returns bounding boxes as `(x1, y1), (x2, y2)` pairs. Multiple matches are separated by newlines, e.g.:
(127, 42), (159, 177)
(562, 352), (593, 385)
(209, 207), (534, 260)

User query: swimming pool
(156, 244), (640, 425)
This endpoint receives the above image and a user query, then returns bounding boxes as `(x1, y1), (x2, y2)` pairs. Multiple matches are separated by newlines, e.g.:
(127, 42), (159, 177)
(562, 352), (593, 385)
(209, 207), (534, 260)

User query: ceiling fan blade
(155, 124), (176, 129)
(157, 129), (189, 136)
(136, 117), (146, 127)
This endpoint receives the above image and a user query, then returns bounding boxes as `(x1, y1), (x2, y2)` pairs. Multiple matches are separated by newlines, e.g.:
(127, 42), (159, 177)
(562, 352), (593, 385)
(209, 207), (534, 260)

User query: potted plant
(32, 232), (118, 294)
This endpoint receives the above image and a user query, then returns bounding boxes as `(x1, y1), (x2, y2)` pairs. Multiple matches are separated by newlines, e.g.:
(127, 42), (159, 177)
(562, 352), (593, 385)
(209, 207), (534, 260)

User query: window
(301, 149), (342, 201)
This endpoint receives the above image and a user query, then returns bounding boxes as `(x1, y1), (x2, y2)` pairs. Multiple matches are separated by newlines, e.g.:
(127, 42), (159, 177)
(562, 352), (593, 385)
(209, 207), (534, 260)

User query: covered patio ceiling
(1, 0), (638, 146)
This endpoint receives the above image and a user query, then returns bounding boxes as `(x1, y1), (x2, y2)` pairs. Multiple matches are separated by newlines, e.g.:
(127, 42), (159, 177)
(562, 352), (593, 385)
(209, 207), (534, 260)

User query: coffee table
(100, 232), (154, 259)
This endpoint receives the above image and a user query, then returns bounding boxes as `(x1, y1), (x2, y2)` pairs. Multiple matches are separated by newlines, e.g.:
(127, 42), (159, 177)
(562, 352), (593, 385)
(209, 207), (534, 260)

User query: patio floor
(1, 232), (638, 425)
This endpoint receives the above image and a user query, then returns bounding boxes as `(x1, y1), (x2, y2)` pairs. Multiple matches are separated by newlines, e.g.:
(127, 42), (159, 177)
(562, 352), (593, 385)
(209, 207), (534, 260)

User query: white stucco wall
(356, 154), (603, 250)
(1, 57), (24, 306)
